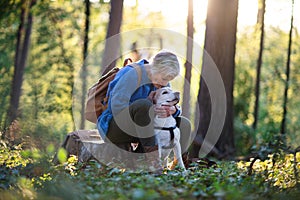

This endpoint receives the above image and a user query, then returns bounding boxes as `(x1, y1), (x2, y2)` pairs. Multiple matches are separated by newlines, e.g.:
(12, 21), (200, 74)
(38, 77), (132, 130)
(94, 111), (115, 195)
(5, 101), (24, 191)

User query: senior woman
(97, 51), (191, 153)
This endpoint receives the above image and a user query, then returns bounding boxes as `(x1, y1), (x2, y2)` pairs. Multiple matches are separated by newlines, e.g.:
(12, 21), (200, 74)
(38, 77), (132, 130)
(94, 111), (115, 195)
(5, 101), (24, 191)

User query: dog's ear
(148, 91), (156, 104)
(153, 98), (157, 104)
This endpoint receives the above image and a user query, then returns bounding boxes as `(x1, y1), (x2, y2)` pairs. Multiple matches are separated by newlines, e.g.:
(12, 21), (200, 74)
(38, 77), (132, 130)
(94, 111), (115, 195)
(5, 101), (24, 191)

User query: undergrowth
(0, 138), (299, 200)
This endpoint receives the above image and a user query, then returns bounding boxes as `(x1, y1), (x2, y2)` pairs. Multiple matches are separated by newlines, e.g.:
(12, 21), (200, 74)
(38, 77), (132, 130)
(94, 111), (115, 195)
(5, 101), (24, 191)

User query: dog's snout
(174, 92), (180, 101)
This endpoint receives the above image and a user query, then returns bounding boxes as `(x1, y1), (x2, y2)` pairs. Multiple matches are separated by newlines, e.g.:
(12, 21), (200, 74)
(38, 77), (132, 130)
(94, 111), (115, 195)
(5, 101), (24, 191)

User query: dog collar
(154, 125), (177, 149)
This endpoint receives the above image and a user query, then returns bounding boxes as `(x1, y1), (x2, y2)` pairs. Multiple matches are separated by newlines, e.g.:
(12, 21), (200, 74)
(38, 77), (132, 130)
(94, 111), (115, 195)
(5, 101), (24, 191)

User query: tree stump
(52, 129), (104, 164)
(53, 129), (160, 170)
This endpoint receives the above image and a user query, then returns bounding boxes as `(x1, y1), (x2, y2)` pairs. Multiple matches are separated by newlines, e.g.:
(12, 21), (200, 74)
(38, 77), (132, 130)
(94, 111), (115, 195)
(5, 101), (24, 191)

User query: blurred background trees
(0, 0), (299, 158)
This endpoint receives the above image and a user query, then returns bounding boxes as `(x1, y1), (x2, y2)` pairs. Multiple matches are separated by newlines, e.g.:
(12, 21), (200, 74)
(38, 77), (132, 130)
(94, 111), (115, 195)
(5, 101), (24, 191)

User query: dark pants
(106, 99), (192, 153)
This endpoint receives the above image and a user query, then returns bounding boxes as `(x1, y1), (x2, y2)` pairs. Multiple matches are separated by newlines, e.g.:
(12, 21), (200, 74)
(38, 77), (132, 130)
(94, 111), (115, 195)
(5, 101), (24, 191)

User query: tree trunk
(190, 0), (238, 159)
(101, 0), (124, 76)
(253, 0), (266, 130)
(6, 0), (36, 128)
(7, 1), (26, 127)
(281, 0), (294, 136)
(182, 0), (193, 118)
(80, 0), (90, 129)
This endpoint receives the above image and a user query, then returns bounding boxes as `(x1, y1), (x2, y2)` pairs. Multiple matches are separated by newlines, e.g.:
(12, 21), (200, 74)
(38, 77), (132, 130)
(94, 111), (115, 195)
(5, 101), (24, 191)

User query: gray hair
(151, 51), (180, 79)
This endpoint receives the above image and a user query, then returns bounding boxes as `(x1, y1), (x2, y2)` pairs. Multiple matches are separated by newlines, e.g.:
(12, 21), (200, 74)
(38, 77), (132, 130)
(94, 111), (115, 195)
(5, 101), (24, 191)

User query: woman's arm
(109, 67), (139, 115)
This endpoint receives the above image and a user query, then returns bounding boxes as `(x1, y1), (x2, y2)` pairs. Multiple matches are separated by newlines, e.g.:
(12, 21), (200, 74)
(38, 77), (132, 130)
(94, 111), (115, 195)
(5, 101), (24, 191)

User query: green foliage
(0, 1), (21, 130)
(56, 148), (67, 164)
(234, 25), (300, 155)
(0, 143), (31, 168)
(234, 26), (260, 155)
(1, 1), (300, 198)
(0, 0), (112, 146)
(0, 135), (299, 199)
(238, 152), (300, 189)
(0, 139), (34, 199)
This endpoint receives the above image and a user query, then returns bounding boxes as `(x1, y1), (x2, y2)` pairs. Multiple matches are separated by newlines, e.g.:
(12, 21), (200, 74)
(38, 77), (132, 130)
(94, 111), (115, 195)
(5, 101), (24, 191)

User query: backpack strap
(129, 63), (142, 87)
(123, 58), (133, 66)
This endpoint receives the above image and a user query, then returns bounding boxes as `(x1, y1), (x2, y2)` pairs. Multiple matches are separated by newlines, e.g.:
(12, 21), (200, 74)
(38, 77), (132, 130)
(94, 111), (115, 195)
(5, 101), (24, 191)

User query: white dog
(152, 87), (186, 171)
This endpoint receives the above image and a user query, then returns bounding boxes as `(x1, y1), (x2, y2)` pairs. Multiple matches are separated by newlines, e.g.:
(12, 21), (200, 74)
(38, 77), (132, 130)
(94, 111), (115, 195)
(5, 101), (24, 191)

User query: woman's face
(152, 72), (173, 88)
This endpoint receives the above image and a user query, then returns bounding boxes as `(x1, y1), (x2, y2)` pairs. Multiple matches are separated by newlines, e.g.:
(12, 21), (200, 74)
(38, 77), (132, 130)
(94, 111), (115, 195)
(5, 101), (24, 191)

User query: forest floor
(0, 135), (300, 200)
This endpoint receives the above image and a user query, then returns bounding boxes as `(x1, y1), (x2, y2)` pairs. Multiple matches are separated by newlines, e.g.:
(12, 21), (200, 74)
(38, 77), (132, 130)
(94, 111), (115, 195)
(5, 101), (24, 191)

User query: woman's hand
(154, 105), (176, 118)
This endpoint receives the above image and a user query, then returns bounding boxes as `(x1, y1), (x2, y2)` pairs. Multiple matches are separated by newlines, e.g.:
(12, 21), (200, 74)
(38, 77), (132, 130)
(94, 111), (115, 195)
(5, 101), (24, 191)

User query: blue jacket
(97, 59), (180, 139)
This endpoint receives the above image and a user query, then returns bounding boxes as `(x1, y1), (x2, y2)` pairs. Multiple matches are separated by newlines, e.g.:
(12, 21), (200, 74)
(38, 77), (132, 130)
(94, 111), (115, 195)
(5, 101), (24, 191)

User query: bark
(281, 0), (294, 136)
(190, 0), (238, 159)
(80, 0), (90, 129)
(182, 0), (194, 118)
(101, 0), (124, 75)
(7, 0), (36, 127)
(253, 0), (266, 130)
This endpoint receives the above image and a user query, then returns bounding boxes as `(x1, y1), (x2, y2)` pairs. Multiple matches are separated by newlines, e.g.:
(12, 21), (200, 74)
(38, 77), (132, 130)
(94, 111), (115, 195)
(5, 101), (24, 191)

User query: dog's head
(152, 87), (180, 106)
